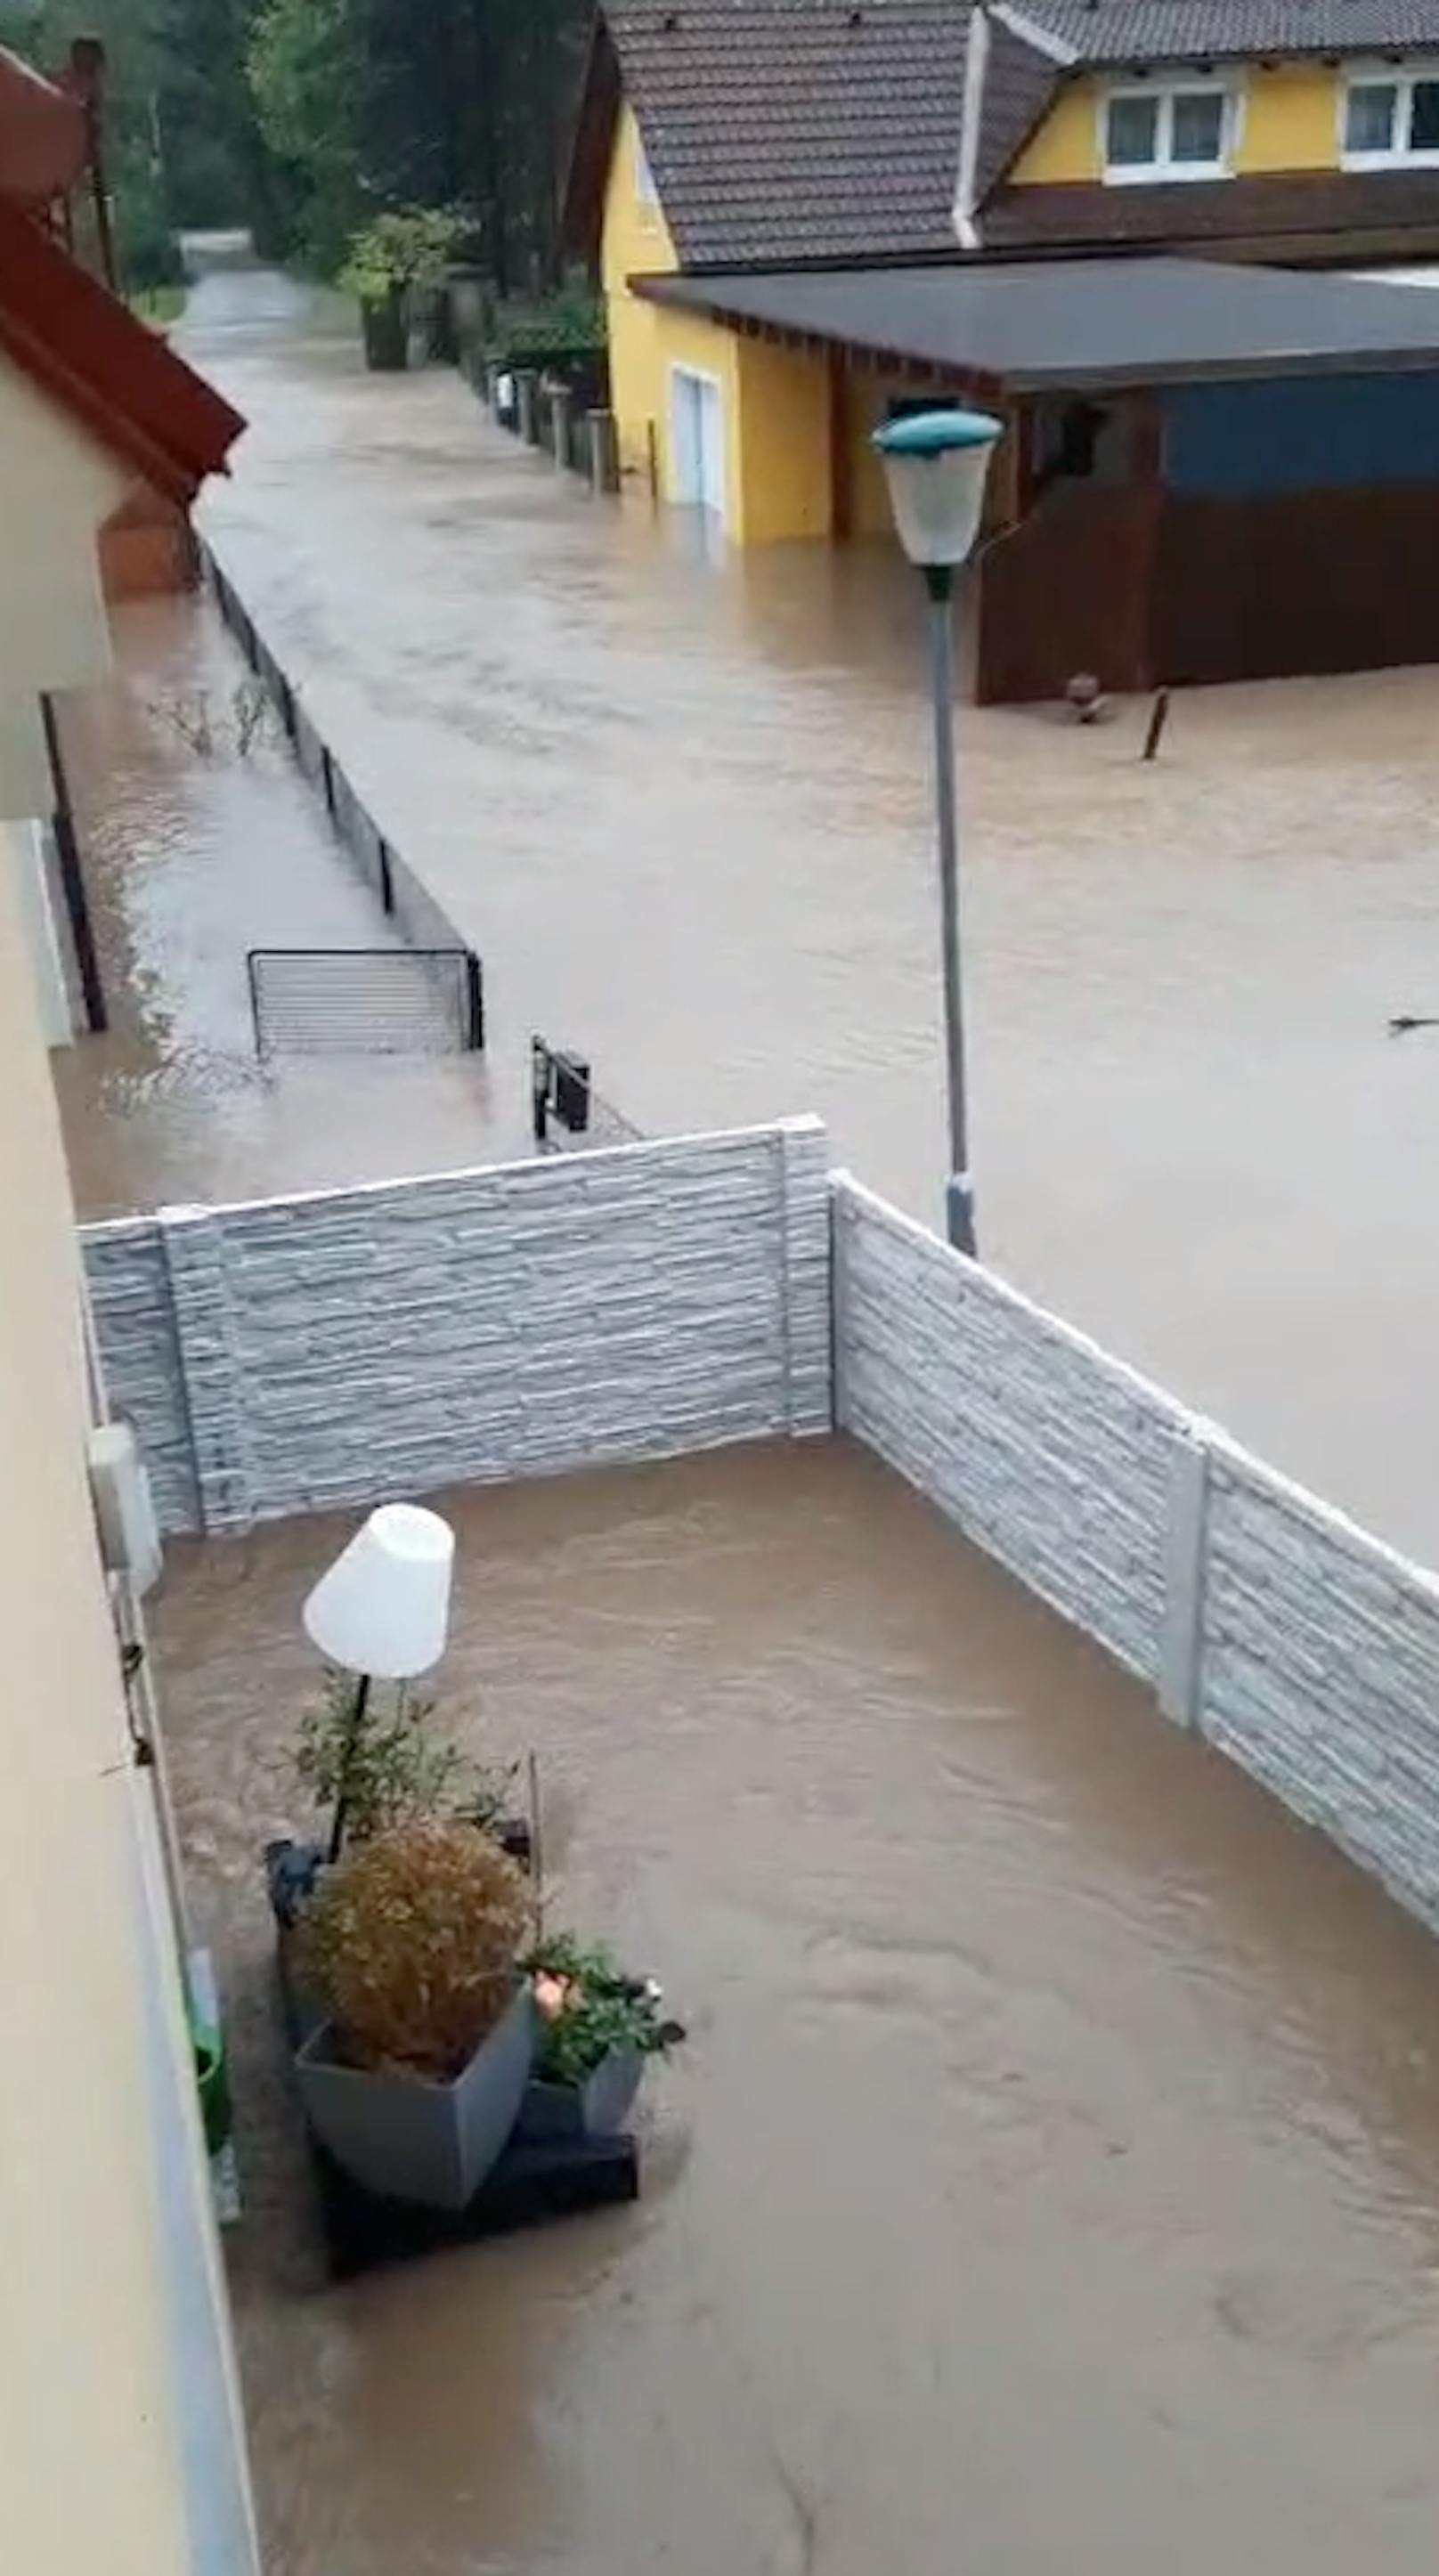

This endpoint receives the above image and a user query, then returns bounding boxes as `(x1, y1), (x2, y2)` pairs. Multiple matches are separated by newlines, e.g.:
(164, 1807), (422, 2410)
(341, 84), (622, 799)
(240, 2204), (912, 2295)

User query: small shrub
(341, 206), (467, 303)
(530, 1933), (686, 2090)
(299, 1822), (532, 2080)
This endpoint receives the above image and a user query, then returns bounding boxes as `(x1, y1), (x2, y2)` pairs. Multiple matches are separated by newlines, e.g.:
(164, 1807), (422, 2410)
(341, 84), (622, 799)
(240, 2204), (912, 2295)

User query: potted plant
(343, 207), (467, 371)
(294, 1821), (534, 2209)
(519, 1934), (685, 2141)
(266, 1672), (523, 2042)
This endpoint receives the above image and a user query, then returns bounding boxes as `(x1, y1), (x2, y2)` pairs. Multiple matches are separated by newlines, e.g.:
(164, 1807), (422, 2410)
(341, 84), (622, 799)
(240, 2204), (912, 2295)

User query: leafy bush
(299, 1822), (532, 2080)
(530, 1933), (685, 2089)
(341, 206), (468, 303)
(487, 279), (605, 364)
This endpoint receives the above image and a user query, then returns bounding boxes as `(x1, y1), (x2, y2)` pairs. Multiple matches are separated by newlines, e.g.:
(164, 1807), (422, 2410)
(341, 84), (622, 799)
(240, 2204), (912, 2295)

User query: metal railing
(248, 947), (484, 1058)
(531, 1034), (642, 1150)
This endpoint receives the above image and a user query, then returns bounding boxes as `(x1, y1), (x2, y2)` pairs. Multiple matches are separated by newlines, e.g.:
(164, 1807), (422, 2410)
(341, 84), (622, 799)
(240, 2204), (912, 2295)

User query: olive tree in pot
(294, 1821), (534, 2210)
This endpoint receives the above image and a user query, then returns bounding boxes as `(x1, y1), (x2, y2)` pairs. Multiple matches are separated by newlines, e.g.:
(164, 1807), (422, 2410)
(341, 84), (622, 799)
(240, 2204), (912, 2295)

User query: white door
(670, 367), (725, 525)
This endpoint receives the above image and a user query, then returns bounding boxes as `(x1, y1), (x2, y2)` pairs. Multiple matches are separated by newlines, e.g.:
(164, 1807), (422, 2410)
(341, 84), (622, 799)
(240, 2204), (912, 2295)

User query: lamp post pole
(924, 563), (974, 1255)
(873, 404), (1000, 1257)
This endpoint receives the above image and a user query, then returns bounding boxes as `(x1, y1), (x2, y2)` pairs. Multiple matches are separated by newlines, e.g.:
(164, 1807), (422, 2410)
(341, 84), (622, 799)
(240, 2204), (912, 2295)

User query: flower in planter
(526, 1934), (686, 2092)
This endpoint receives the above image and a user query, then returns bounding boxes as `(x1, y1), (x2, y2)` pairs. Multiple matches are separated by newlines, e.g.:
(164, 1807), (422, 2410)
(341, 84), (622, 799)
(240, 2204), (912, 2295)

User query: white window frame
(1340, 61), (1439, 170)
(1098, 76), (1242, 184)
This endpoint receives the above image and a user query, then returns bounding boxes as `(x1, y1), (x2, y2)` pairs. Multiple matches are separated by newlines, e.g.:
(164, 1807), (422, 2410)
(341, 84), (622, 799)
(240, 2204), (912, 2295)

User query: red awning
(0, 45), (87, 207)
(0, 193), (244, 503)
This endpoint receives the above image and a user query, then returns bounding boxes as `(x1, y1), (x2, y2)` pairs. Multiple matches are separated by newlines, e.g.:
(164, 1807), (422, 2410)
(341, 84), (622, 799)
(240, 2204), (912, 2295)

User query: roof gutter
(988, 2), (1078, 67)
(953, 2), (990, 251)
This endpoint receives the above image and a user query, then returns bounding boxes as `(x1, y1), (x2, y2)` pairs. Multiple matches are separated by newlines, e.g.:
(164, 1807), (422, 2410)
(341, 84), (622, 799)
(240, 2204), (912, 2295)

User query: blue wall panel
(1164, 370), (1439, 495)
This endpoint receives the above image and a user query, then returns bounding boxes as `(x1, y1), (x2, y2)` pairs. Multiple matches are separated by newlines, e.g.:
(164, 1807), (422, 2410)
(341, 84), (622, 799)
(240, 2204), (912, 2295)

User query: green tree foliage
(0, 0), (280, 277)
(0, 0), (589, 289)
(246, 0), (589, 286)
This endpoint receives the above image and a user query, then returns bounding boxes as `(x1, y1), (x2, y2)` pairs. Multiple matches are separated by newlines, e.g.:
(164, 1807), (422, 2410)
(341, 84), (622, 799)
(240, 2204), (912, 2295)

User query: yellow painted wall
(1008, 61), (1354, 184)
(736, 335), (832, 542)
(1233, 62), (1338, 173)
(1008, 78), (1101, 184)
(601, 97), (830, 540)
(601, 102), (680, 487)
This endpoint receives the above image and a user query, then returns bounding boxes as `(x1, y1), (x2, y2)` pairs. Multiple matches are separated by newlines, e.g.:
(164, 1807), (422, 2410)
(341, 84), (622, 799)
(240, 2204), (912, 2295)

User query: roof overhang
(638, 255), (1439, 392)
(0, 195), (244, 502)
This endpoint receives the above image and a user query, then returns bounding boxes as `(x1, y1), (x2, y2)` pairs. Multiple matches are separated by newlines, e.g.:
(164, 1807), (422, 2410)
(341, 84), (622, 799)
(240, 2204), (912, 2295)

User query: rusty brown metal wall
(1152, 484), (1439, 688)
(975, 482), (1161, 704)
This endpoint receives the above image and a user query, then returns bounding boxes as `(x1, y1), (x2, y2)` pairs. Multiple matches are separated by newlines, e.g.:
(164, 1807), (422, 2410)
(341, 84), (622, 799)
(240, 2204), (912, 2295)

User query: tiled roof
(1007, 0), (1439, 66)
(571, 0), (971, 270)
(974, 14), (1059, 200)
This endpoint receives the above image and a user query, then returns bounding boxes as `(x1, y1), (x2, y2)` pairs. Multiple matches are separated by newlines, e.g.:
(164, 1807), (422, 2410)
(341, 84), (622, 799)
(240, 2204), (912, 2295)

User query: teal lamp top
(873, 407), (1002, 458)
(872, 406), (1004, 571)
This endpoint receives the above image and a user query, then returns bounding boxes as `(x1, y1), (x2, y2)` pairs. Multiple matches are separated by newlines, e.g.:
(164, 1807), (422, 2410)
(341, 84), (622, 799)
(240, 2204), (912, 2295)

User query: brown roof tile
(1008, 0), (1439, 66)
(571, 0), (971, 270)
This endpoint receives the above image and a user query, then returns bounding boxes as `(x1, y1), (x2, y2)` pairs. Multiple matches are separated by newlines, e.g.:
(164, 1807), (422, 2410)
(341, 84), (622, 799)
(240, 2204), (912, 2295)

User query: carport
(640, 258), (1439, 697)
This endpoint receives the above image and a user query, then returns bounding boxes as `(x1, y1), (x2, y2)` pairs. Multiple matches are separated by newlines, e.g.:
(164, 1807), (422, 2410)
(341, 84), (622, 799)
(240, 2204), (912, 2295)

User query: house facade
(570, 0), (1439, 697)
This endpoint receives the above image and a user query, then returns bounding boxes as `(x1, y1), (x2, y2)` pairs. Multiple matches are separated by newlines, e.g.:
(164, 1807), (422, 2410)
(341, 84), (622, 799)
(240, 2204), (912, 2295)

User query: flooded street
(51, 581), (512, 1221)
(184, 264), (1439, 1562)
(156, 1440), (1439, 2576)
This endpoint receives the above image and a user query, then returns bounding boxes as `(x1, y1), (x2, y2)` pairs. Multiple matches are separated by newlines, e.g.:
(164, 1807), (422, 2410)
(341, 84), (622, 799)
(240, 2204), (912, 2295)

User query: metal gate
(247, 947), (484, 1057)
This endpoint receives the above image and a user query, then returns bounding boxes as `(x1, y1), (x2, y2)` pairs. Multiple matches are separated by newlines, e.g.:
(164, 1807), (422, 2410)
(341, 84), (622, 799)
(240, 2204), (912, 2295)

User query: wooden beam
(828, 345), (852, 543)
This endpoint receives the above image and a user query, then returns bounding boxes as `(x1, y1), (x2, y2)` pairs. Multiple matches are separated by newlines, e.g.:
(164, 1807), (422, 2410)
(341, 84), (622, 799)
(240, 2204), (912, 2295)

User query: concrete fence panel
(833, 1173), (1439, 1937)
(1198, 1445), (1439, 1931)
(833, 1178), (1185, 1685)
(82, 1120), (831, 1538)
(82, 1217), (197, 1531)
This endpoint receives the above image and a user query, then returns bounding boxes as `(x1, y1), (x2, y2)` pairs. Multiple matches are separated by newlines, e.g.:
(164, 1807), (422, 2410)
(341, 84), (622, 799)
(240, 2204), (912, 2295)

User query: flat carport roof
(638, 257), (1439, 392)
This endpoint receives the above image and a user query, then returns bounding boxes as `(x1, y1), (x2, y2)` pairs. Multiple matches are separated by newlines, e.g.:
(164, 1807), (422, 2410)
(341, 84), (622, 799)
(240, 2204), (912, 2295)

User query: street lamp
(873, 406), (1002, 1255)
(303, 1502), (456, 1861)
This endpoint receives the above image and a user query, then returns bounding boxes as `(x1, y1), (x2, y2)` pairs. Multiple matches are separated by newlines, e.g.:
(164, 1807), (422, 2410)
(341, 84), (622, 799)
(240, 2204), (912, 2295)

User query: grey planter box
(295, 1986), (534, 2210)
(517, 2046), (645, 2142)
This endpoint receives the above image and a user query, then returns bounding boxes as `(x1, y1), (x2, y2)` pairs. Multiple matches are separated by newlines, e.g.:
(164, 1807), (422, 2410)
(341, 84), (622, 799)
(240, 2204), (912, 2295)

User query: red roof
(0, 44), (86, 206)
(0, 191), (244, 503)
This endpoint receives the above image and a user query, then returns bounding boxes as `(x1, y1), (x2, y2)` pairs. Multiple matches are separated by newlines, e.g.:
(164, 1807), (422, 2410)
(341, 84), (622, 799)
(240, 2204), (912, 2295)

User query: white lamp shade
(873, 408), (1002, 570)
(303, 1503), (455, 1680)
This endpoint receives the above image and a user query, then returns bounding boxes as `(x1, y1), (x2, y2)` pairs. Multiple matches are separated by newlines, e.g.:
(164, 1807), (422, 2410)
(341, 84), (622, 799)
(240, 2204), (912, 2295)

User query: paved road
(186, 262), (1439, 1562)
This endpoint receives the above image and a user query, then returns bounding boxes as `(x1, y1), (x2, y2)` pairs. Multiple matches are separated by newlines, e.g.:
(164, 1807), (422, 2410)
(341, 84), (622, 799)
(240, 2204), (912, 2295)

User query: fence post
(464, 952), (485, 1052)
(516, 370), (539, 446)
(158, 1206), (254, 1537)
(776, 1117), (833, 1438)
(1159, 1427), (1210, 1727)
(549, 386), (572, 469)
(588, 408), (621, 495)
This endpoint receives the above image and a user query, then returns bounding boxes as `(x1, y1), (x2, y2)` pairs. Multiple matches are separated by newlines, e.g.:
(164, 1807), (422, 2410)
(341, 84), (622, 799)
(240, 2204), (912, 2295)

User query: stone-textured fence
(82, 1120), (831, 1539)
(833, 1175), (1439, 1937)
(85, 1124), (1439, 1938)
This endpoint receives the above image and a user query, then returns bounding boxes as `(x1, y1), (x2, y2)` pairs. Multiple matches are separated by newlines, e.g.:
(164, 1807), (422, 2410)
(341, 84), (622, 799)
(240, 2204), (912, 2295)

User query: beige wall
(0, 841), (252, 2572)
(0, 350), (125, 818)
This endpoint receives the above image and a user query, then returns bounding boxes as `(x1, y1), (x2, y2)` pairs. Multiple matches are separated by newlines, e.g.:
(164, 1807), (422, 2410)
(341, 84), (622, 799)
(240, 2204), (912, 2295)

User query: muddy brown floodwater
(184, 260), (1439, 1564)
(155, 1440), (1439, 2576)
(50, 584), (517, 1223)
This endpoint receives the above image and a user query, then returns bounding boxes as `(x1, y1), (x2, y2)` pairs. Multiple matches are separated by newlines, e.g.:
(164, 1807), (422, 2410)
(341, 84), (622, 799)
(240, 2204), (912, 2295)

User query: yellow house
(566, 2), (1439, 701)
